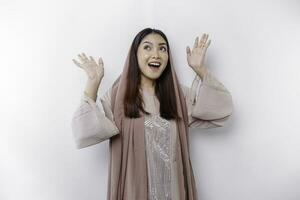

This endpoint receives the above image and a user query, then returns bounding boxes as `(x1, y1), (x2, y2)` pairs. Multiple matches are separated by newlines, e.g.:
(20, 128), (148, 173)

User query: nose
(152, 48), (159, 59)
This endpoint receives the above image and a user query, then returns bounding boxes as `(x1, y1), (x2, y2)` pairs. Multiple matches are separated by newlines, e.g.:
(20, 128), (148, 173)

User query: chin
(145, 73), (162, 80)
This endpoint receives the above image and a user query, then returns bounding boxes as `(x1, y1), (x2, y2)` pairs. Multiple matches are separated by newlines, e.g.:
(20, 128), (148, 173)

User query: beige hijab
(107, 46), (198, 200)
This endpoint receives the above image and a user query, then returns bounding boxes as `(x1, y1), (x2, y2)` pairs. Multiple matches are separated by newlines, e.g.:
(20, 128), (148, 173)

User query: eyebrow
(143, 41), (167, 46)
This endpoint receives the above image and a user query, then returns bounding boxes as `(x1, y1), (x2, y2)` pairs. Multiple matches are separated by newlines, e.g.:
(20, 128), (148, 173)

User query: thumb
(186, 46), (191, 56)
(98, 57), (104, 66)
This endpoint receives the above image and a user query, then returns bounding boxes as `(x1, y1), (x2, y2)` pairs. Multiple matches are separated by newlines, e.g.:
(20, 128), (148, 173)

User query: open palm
(186, 33), (211, 74)
(72, 52), (104, 81)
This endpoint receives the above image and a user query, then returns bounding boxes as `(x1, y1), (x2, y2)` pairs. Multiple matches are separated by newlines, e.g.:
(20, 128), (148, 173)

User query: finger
(198, 33), (206, 47)
(78, 54), (86, 62)
(72, 59), (82, 68)
(193, 36), (199, 49)
(90, 56), (96, 63)
(203, 39), (211, 51)
(186, 46), (191, 56)
(205, 39), (211, 49)
(203, 33), (209, 44)
(98, 57), (104, 66)
(81, 52), (89, 60)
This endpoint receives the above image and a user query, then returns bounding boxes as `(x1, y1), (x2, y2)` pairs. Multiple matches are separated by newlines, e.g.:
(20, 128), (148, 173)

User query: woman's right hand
(72, 52), (104, 82)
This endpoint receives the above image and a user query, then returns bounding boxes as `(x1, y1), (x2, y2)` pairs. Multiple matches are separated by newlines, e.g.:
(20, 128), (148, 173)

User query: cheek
(138, 54), (149, 64)
(137, 55), (146, 66)
(163, 53), (169, 61)
(163, 55), (169, 65)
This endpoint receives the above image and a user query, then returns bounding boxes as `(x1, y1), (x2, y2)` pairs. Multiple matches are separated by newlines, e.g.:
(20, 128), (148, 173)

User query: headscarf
(107, 46), (198, 200)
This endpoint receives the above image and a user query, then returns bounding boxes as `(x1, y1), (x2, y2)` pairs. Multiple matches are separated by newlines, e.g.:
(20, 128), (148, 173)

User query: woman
(71, 28), (233, 200)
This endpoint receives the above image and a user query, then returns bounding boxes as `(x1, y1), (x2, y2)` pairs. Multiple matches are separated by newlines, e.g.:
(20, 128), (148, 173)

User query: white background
(1, 0), (300, 199)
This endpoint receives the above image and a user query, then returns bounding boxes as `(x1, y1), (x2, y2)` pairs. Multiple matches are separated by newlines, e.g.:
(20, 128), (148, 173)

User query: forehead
(140, 33), (167, 45)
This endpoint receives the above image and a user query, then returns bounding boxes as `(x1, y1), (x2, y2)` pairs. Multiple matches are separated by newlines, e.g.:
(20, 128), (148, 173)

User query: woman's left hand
(186, 33), (211, 77)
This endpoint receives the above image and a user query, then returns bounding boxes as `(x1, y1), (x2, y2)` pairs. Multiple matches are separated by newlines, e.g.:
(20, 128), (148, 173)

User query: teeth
(148, 62), (161, 67)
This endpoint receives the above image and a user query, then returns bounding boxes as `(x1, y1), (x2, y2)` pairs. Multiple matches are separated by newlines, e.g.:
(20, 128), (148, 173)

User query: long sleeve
(71, 88), (119, 149)
(181, 69), (234, 129)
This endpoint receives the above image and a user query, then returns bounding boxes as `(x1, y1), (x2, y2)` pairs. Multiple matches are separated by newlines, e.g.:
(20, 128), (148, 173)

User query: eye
(144, 45), (151, 51)
(160, 46), (167, 52)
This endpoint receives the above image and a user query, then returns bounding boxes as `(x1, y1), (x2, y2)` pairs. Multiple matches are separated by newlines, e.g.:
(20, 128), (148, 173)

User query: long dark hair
(124, 28), (179, 120)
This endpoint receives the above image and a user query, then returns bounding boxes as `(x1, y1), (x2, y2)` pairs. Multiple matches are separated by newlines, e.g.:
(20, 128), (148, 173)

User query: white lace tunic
(142, 90), (175, 200)
(144, 114), (172, 200)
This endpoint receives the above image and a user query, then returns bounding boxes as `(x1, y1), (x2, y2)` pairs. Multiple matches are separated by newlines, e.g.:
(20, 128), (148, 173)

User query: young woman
(71, 28), (233, 200)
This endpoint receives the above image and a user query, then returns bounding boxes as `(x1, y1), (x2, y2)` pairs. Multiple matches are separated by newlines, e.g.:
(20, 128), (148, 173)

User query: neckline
(141, 88), (155, 96)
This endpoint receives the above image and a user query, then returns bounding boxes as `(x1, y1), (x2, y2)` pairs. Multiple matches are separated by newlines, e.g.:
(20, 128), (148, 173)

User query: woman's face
(137, 33), (169, 81)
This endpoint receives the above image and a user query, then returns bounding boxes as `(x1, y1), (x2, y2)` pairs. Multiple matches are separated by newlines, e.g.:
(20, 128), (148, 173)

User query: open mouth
(148, 62), (161, 68)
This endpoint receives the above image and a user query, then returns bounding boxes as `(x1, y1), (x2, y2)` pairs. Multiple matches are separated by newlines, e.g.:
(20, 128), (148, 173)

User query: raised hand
(186, 33), (211, 77)
(72, 52), (104, 82)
